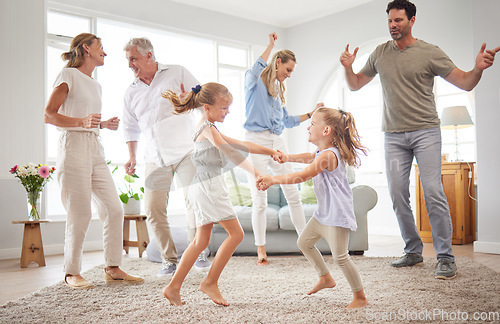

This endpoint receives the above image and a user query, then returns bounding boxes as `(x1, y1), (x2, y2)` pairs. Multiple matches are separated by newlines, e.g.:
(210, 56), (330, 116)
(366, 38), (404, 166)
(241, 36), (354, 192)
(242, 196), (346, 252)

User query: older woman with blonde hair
(244, 32), (323, 265)
(44, 33), (143, 289)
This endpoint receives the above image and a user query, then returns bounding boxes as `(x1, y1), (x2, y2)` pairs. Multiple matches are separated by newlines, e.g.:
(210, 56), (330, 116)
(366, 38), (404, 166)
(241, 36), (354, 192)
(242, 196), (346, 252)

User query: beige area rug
(1, 256), (499, 323)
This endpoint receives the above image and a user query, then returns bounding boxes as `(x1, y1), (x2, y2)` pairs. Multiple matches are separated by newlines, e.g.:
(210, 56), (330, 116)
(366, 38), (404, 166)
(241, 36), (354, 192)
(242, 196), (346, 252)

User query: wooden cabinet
(415, 162), (475, 245)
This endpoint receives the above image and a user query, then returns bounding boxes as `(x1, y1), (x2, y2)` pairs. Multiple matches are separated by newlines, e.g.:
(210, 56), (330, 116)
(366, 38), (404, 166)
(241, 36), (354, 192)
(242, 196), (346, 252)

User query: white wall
(0, 0), (48, 259)
(472, 1), (500, 254)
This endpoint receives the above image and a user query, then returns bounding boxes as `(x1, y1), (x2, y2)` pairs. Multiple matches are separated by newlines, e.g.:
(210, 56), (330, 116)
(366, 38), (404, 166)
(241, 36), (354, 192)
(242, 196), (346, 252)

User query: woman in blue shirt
(244, 33), (322, 265)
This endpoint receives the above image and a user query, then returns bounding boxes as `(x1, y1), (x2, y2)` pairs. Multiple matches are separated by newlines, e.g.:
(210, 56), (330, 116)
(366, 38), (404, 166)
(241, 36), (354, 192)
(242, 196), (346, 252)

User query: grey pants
(385, 127), (454, 261)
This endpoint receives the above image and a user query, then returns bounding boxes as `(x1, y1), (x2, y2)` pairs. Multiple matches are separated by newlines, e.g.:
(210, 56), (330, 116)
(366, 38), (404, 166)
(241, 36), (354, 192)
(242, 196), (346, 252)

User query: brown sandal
(64, 274), (94, 289)
(104, 268), (144, 283)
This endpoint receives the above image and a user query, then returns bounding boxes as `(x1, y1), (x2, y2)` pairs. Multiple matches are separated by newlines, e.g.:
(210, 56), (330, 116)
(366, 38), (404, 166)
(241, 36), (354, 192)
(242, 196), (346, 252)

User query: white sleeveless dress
(189, 120), (237, 226)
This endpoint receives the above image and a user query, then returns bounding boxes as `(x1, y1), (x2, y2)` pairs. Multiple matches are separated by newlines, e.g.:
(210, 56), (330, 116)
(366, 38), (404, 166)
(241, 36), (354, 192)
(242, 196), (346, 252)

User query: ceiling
(171, 0), (375, 28)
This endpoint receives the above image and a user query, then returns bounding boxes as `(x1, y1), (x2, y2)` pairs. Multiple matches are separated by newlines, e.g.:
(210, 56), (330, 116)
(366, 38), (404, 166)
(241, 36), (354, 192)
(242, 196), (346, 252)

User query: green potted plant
(119, 174), (144, 215)
(108, 162), (144, 215)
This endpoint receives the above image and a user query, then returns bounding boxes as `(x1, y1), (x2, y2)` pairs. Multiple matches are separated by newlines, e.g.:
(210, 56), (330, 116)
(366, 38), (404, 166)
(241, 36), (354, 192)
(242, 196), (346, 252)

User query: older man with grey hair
(122, 37), (210, 275)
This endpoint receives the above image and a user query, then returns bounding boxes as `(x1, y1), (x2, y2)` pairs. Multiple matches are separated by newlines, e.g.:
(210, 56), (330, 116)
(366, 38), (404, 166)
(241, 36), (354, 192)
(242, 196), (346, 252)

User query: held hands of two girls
(256, 175), (274, 191)
(272, 149), (288, 164)
(256, 150), (287, 191)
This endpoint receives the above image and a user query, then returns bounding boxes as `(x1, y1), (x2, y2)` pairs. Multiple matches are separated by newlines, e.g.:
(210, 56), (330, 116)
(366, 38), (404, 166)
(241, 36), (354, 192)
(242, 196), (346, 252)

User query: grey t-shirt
(360, 39), (456, 133)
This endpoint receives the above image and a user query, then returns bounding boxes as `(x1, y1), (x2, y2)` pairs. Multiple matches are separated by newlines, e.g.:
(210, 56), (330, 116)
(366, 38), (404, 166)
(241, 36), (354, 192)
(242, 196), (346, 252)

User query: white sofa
(208, 168), (378, 255)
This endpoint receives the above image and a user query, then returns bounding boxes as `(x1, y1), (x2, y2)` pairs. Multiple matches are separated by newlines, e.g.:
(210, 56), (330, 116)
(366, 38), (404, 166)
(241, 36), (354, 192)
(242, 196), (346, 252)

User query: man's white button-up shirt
(123, 64), (199, 167)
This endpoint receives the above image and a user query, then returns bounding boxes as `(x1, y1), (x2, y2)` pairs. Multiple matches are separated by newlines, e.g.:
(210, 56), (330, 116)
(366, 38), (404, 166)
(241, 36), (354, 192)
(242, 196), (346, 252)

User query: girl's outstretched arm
(257, 150), (338, 190)
(219, 133), (277, 156)
(204, 125), (263, 178)
(286, 152), (316, 164)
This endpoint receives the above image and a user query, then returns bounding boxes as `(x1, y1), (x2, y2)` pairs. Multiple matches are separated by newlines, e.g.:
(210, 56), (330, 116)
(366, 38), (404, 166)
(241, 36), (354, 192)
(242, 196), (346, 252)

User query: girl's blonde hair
(61, 33), (100, 68)
(260, 49), (296, 106)
(162, 82), (232, 113)
(316, 107), (368, 167)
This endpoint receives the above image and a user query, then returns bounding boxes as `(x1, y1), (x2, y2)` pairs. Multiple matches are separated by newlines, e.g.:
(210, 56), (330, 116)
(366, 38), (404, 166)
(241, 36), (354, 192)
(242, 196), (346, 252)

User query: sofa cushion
(278, 204), (316, 230)
(267, 185), (281, 206)
(299, 179), (318, 204)
(227, 181), (253, 207)
(224, 172), (253, 206)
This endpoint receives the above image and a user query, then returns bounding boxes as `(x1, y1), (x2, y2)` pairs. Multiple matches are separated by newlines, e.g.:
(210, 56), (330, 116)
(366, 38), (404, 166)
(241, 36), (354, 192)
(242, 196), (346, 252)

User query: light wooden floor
(1, 234), (499, 306)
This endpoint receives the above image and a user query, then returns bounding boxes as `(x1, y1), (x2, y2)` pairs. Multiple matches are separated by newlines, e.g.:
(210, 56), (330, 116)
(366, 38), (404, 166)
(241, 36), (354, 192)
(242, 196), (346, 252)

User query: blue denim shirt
(243, 57), (300, 135)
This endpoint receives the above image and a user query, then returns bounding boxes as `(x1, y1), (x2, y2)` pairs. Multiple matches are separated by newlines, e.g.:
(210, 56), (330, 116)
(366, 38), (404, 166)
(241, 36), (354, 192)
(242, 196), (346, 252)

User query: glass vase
(26, 190), (41, 221)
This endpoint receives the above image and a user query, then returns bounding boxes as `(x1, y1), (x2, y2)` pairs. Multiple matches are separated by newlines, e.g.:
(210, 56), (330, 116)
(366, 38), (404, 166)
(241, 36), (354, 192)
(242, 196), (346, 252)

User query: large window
(319, 51), (384, 178)
(45, 9), (250, 219)
(216, 44), (250, 138)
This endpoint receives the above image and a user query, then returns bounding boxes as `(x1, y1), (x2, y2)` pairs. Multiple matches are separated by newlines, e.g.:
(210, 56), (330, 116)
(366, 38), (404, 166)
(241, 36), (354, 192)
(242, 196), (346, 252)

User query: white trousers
(245, 130), (306, 246)
(57, 131), (123, 275)
(144, 154), (196, 264)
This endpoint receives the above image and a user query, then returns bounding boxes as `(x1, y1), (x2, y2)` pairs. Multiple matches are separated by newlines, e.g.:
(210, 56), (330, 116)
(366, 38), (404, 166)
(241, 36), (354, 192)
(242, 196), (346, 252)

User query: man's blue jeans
(385, 127), (454, 261)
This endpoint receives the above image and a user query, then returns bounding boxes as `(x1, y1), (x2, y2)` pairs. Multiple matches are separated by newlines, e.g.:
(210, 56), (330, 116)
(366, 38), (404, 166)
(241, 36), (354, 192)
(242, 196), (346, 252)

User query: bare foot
(307, 274), (337, 295)
(199, 281), (229, 306)
(257, 245), (268, 266)
(256, 257), (268, 266)
(163, 285), (183, 306)
(346, 290), (368, 309)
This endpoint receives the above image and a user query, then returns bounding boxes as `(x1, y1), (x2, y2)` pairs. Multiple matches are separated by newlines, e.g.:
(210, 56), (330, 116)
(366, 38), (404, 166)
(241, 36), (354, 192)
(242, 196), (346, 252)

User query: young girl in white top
(257, 107), (368, 308)
(162, 82), (283, 306)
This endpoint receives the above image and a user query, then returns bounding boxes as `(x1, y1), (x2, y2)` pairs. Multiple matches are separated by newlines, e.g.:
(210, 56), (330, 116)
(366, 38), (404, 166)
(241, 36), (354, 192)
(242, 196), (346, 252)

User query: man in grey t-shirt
(340, 0), (499, 279)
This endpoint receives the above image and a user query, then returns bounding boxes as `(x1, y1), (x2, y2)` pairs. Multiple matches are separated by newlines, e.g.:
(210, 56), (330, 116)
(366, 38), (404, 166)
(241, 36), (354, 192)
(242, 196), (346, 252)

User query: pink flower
(9, 165), (18, 174)
(38, 165), (50, 178)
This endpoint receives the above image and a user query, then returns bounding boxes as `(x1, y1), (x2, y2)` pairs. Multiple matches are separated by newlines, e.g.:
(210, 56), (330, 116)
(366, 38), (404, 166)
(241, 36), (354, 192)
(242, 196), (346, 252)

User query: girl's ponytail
(317, 107), (367, 167)
(162, 83), (232, 113)
(163, 89), (198, 114)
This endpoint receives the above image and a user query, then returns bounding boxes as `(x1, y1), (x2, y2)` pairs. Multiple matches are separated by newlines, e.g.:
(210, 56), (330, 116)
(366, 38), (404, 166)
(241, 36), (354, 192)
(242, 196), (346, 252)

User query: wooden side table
(123, 215), (149, 258)
(12, 219), (51, 268)
(415, 162), (475, 244)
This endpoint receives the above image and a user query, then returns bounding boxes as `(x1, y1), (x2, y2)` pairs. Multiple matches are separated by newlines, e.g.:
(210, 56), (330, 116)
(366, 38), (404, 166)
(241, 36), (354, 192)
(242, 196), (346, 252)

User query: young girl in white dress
(257, 107), (369, 308)
(161, 82), (283, 306)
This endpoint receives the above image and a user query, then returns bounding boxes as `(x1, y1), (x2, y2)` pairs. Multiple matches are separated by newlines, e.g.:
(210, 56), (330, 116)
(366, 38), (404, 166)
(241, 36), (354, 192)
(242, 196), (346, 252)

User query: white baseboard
(473, 241), (500, 255)
(0, 241), (104, 260)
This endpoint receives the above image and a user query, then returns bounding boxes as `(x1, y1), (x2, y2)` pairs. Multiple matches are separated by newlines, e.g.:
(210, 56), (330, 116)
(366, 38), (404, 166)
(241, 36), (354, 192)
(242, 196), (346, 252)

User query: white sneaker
(194, 251), (211, 271)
